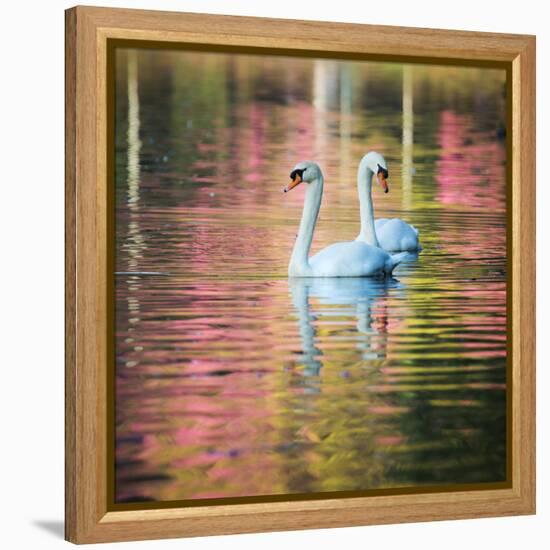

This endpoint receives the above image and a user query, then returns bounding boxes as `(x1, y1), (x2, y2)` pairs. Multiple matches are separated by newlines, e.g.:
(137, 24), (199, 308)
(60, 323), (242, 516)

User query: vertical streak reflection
(126, 50), (144, 272)
(339, 63), (353, 190)
(402, 65), (414, 211)
(127, 51), (141, 213)
(125, 50), (143, 366)
(313, 60), (338, 158)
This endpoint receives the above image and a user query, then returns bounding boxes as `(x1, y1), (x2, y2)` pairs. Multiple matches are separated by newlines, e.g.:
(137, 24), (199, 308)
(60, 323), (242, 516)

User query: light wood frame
(65, 5), (536, 544)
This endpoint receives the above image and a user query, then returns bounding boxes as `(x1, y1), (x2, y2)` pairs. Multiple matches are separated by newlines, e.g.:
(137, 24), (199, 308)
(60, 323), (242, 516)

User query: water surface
(114, 50), (507, 503)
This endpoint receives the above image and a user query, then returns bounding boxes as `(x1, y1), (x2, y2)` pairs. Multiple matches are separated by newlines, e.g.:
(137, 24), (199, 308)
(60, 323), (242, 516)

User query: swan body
(355, 152), (421, 252)
(308, 241), (406, 277)
(375, 218), (420, 252)
(284, 161), (406, 278)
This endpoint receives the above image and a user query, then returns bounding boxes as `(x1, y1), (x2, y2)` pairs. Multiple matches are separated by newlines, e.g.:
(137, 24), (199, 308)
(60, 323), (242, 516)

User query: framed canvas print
(65, 5), (536, 544)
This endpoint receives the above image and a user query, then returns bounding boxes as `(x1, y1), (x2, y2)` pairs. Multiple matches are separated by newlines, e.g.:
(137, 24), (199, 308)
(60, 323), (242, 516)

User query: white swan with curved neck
(284, 162), (406, 278)
(356, 152), (421, 252)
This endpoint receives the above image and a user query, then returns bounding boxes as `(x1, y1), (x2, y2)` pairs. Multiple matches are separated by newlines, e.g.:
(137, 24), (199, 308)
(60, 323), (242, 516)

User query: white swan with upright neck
(284, 162), (407, 278)
(356, 151), (421, 252)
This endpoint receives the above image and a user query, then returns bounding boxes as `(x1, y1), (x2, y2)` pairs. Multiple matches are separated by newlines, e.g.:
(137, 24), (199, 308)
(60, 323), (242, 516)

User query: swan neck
(289, 176), (323, 276)
(358, 163), (381, 247)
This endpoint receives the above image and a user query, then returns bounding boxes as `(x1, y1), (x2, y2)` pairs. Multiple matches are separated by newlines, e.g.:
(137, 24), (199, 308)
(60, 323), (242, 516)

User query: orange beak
(377, 172), (389, 193)
(284, 173), (302, 193)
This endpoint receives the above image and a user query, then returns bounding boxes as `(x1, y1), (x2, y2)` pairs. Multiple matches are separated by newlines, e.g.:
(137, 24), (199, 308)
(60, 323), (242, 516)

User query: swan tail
(386, 251), (409, 275)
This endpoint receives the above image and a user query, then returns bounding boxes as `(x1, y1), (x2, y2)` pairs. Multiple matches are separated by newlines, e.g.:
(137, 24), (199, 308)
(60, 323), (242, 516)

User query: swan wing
(309, 241), (399, 277)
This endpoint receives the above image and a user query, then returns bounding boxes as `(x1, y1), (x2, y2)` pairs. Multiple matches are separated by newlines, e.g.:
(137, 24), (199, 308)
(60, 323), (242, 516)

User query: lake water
(114, 49), (508, 503)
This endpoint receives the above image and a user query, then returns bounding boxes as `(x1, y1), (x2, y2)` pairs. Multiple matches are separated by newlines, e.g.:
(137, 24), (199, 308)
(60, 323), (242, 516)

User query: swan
(355, 151), (421, 252)
(284, 161), (407, 278)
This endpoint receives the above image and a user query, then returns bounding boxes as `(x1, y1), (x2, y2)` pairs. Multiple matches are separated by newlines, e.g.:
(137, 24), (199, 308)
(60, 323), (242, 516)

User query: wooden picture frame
(65, 5), (536, 544)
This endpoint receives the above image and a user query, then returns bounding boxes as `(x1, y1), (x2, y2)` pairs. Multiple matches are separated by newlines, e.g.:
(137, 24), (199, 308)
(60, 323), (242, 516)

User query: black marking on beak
(377, 164), (389, 179)
(290, 168), (305, 181)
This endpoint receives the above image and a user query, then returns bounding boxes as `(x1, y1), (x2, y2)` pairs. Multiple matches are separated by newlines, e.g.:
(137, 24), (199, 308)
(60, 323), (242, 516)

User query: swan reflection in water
(287, 276), (403, 385)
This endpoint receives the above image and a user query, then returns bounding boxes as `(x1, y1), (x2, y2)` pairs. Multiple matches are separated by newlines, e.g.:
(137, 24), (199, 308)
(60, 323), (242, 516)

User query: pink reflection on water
(436, 111), (505, 211)
(375, 435), (406, 446)
(115, 282), (291, 502)
(244, 104), (266, 183)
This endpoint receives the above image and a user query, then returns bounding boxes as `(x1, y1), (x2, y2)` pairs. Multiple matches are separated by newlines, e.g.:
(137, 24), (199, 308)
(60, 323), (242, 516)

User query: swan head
(284, 161), (322, 192)
(360, 151), (390, 193)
